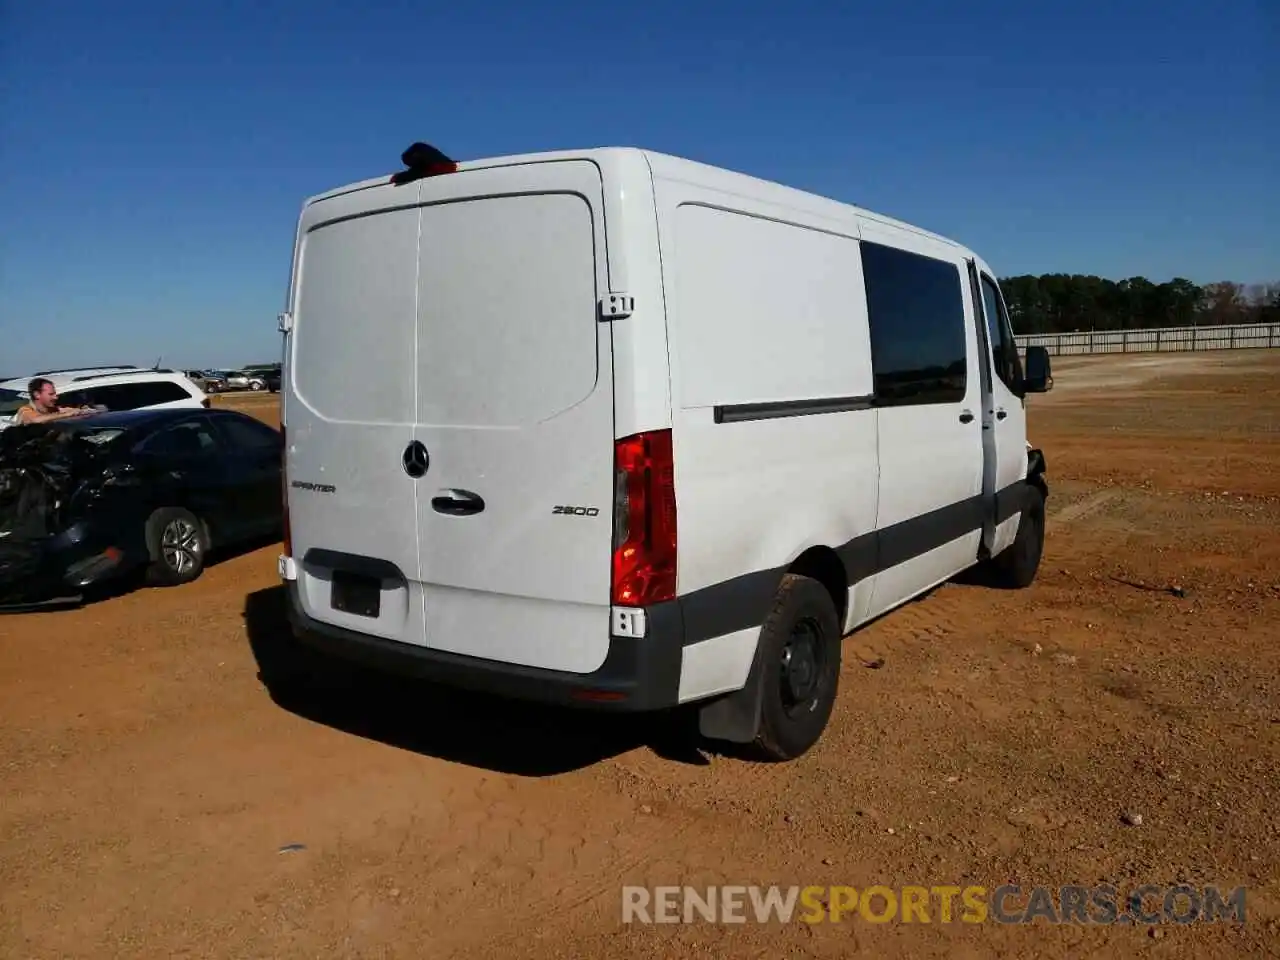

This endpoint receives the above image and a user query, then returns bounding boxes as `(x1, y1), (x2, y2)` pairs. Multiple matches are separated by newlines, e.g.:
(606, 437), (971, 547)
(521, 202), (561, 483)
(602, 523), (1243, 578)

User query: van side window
(979, 274), (1023, 392)
(860, 241), (968, 405)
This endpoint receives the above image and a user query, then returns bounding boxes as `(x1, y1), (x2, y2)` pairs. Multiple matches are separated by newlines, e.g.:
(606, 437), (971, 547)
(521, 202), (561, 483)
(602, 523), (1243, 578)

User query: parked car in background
(186, 370), (229, 394)
(0, 407), (283, 609)
(222, 369), (269, 392)
(245, 363), (282, 393)
(0, 369), (209, 430)
(201, 370), (238, 392)
(2, 367), (141, 417)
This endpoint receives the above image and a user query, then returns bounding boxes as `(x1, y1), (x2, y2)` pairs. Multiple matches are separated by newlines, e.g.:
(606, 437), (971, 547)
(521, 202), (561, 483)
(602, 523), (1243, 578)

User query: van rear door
(286, 181), (427, 645)
(407, 161), (616, 674)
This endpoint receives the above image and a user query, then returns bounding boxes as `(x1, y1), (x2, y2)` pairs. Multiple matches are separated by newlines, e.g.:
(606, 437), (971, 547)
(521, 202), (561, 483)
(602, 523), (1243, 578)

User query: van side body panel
(645, 156), (880, 703)
(638, 152), (1032, 711)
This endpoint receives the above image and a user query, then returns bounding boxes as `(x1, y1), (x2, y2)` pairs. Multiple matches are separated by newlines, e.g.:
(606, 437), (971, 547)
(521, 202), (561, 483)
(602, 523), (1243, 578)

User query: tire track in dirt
(845, 582), (979, 667)
(347, 534), (1095, 951)
(1050, 489), (1120, 525)
(415, 788), (710, 956)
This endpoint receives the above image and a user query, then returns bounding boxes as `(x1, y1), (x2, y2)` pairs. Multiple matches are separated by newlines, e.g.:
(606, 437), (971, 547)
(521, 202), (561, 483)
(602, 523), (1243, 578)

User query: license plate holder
(330, 570), (381, 618)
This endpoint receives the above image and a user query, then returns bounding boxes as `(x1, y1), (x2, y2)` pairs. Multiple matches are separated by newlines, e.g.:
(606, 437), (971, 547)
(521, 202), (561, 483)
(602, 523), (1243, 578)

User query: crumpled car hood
(0, 424), (124, 605)
(0, 424), (107, 541)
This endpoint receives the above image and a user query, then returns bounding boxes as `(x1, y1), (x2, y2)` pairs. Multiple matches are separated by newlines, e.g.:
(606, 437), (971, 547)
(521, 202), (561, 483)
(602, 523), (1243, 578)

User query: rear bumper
(284, 580), (685, 712)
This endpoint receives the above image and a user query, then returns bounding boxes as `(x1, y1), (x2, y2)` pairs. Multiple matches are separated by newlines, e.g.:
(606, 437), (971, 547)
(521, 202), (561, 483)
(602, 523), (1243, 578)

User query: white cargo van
(276, 142), (1053, 761)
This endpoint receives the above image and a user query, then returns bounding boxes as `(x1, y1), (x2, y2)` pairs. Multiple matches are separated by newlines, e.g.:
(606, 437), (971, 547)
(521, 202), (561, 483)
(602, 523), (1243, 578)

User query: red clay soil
(2, 351), (1278, 959)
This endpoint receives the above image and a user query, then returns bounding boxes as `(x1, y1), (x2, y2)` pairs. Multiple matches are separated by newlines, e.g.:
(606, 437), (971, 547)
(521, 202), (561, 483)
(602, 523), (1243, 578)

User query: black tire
(990, 484), (1045, 588)
(750, 574), (842, 762)
(144, 507), (208, 586)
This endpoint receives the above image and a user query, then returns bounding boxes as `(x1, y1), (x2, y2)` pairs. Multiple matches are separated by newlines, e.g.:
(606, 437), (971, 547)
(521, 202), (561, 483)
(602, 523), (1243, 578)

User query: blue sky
(1, 0), (1276, 374)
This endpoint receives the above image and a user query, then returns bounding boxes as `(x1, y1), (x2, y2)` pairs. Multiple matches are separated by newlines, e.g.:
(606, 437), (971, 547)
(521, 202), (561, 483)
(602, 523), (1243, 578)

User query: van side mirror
(1022, 346), (1052, 393)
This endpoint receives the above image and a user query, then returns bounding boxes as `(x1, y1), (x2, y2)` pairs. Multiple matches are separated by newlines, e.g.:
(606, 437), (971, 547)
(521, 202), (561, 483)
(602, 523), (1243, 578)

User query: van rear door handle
(959, 411), (975, 424)
(996, 409), (1007, 421)
(431, 489), (485, 516)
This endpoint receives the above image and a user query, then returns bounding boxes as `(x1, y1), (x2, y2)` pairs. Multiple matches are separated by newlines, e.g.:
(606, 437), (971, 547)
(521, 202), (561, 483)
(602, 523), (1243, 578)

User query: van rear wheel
(750, 574), (842, 762)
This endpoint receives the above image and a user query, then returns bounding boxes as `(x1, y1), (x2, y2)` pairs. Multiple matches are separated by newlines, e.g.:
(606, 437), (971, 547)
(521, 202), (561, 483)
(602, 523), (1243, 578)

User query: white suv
(0, 368), (209, 428)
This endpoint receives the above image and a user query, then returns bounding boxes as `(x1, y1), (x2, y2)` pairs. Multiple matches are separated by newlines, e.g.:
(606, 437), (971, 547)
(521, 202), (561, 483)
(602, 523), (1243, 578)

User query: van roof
(303, 146), (965, 252)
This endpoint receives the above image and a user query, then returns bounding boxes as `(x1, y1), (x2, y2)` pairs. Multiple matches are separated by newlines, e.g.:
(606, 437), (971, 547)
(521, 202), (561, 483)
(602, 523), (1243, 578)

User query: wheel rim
(161, 518), (202, 574)
(780, 618), (825, 715)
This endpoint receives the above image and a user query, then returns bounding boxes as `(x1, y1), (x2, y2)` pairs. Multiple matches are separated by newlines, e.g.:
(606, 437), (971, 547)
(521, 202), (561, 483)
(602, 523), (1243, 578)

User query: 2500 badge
(552, 505), (600, 517)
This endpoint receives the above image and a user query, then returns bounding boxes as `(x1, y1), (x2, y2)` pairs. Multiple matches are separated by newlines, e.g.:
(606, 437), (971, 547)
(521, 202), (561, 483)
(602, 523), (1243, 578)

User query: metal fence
(1014, 323), (1280, 356)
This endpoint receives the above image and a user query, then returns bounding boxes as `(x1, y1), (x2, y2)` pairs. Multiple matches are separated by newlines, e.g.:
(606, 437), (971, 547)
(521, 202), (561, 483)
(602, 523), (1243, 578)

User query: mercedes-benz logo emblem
(402, 440), (429, 478)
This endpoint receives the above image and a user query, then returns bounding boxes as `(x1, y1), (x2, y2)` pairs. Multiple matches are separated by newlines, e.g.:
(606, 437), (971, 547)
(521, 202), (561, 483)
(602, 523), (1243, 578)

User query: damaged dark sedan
(0, 408), (282, 610)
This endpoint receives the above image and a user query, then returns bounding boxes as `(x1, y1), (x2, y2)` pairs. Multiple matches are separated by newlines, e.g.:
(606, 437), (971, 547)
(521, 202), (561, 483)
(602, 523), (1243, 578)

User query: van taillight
(280, 424), (291, 557)
(611, 429), (677, 607)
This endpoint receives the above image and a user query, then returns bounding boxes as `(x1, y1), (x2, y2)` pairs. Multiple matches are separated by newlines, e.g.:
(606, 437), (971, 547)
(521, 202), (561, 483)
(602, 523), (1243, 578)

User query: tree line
(996, 275), (1280, 334)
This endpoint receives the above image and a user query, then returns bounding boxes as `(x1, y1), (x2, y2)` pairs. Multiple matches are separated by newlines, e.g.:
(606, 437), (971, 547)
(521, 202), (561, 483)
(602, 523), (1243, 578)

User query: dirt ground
(2, 351), (1278, 959)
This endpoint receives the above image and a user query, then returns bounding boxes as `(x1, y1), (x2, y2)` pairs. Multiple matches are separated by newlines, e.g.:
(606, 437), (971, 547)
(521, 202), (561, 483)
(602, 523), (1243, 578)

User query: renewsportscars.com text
(622, 883), (1247, 926)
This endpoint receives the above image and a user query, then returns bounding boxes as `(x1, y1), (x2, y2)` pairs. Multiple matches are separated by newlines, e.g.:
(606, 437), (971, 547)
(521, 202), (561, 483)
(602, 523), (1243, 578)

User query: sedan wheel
(145, 507), (208, 586)
(161, 517), (203, 576)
